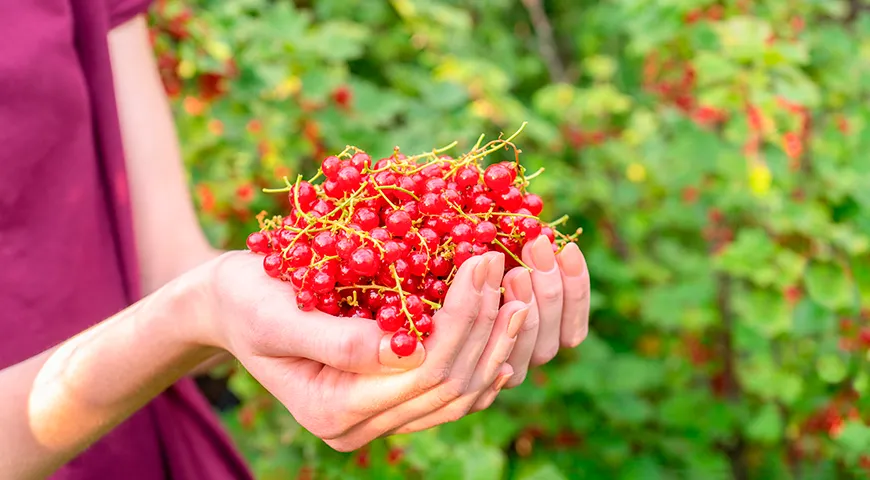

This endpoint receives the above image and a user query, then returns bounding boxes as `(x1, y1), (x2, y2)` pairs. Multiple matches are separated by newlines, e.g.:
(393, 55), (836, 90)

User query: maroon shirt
(0, 1), (252, 478)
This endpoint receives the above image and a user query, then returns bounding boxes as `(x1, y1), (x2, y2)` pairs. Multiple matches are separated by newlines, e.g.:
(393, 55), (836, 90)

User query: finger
(324, 255), (492, 419)
(556, 243), (590, 347)
(389, 299), (527, 434)
(522, 235), (564, 366)
(256, 310), (426, 374)
(324, 254), (511, 450)
(501, 267), (540, 388)
(468, 363), (514, 414)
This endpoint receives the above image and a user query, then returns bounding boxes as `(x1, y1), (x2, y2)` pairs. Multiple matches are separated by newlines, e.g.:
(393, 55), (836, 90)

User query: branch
(716, 273), (748, 480)
(521, 0), (567, 83)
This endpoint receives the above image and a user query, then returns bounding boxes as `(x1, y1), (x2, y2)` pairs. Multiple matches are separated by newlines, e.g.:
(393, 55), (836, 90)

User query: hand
(193, 250), (530, 451)
(499, 236), (590, 388)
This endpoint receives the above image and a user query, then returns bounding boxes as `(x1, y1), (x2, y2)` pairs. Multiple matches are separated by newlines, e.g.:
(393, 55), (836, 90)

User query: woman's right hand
(188, 250), (530, 451)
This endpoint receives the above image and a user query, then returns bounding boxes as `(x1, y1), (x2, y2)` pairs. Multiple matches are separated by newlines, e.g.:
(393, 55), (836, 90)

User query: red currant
(322, 155), (341, 179)
(416, 314), (434, 336)
(450, 222), (474, 243)
(336, 263), (360, 286)
(311, 269), (336, 293)
(518, 217), (542, 239)
(312, 231), (337, 256)
(263, 253), (284, 278)
(317, 291), (342, 316)
(429, 255), (451, 276)
(455, 166), (479, 189)
(377, 306), (404, 332)
(474, 221), (497, 243)
(470, 194), (494, 213)
(247, 232), (270, 254)
(349, 247), (380, 277)
(484, 164), (512, 193)
(496, 187), (523, 212)
(419, 192), (445, 214)
(385, 210), (412, 237)
(350, 152), (371, 173)
(336, 166), (362, 193)
(390, 330), (418, 357)
(296, 290), (317, 311)
(522, 193), (544, 216)
(454, 241), (473, 266)
(408, 252), (429, 276)
(287, 243), (313, 267)
(426, 279), (447, 300)
(352, 208), (379, 231)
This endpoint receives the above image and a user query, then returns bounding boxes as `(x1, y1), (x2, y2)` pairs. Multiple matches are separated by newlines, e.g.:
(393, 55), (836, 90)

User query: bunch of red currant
(246, 124), (577, 357)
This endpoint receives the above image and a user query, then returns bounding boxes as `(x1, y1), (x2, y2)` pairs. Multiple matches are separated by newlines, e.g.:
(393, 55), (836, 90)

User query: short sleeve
(109, 0), (153, 28)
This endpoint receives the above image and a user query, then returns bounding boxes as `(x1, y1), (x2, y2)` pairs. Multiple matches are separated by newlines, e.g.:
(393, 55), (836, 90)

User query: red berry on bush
(386, 210), (412, 237)
(416, 313), (434, 336)
(296, 290), (317, 311)
(522, 193), (544, 216)
(312, 231), (337, 256)
(322, 156), (341, 179)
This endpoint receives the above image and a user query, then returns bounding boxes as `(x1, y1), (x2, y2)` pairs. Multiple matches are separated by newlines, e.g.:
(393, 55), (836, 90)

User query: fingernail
(530, 235), (555, 271)
(486, 252), (505, 290)
(494, 373), (513, 391)
(507, 307), (530, 339)
(379, 334), (424, 370)
(472, 256), (489, 292)
(557, 243), (585, 277)
(509, 269), (533, 303)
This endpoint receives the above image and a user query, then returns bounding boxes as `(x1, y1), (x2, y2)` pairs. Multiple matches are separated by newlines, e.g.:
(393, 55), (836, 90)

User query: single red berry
(312, 231), (337, 256)
(393, 258), (411, 280)
(522, 193), (544, 216)
(498, 215), (516, 233)
(383, 240), (404, 264)
(286, 243), (313, 267)
(408, 252), (429, 276)
(429, 255), (451, 276)
(336, 263), (359, 286)
(317, 291), (342, 316)
(484, 164), (512, 193)
(396, 177), (418, 201)
(322, 155), (341, 179)
(383, 291), (402, 308)
(373, 171), (398, 191)
(390, 330), (418, 357)
(321, 258), (339, 277)
(417, 228), (440, 252)
(450, 222), (474, 243)
(290, 266), (310, 289)
(323, 179), (342, 198)
(441, 188), (462, 207)
(290, 181), (317, 209)
(454, 241), (473, 266)
(348, 305), (373, 320)
(370, 227), (391, 243)
(455, 166), (479, 189)
(405, 294), (423, 316)
(424, 177), (447, 195)
(518, 217), (542, 239)
(426, 279), (447, 301)
(352, 208), (379, 231)
(474, 221), (497, 243)
(497, 187), (524, 212)
(263, 253), (284, 278)
(434, 212), (458, 235)
(421, 162), (445, 178)
(386, 210), (413, 237)
(296, 290), (317, 311)
(246, 232), (270, 254)
(349, 247), (380, 277)
(377, 306), (405, 332)
(498, 161), (518, 182)
(419, 192), (445, 214)
(350, 152), (371, 173)
(362, 290), (383, 311)
(272, 229), (294, 250)
(471, 243), (489, 256)
(311, 269), (336, 293)
(336, 233), (360, 259)
(311, 199), (335, 217)
(470, 194), (494, 213)
(415, 314), (434, 336)
(336, 166), (362, 193)
(402, 201), (420, 220)
(401, 275), (421, 294)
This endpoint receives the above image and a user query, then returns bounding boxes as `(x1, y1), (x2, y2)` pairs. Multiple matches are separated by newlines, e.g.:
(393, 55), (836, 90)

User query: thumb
(261, 309), (426, 374)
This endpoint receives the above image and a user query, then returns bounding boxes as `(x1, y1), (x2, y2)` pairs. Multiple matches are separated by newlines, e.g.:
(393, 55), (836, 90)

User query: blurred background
(148, 0), (870, 478)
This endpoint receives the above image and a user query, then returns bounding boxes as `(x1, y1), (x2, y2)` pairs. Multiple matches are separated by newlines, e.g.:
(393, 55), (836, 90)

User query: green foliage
(150, 0), (870, 478)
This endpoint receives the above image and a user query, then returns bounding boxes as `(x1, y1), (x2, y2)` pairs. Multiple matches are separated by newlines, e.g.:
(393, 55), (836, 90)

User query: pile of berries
(246, 124), (577, 357)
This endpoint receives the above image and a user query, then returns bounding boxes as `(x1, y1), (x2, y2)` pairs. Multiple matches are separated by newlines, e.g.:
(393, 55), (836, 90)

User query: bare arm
(109, 16), (218, 295)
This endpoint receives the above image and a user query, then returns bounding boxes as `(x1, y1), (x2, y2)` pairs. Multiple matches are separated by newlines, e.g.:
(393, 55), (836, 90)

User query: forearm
(0, 277), (215, 479)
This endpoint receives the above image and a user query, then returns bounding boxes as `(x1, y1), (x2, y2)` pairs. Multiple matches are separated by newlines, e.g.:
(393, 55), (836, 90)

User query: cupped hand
(195, 250), (529, 451)
(499, 236), (590, 388)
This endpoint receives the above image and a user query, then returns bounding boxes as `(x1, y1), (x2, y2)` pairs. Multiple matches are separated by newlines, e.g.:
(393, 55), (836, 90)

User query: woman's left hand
(499, 236), (590, 388)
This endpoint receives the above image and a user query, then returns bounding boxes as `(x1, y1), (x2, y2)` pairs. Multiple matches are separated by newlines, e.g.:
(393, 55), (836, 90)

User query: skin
(0, 15), (591, 479)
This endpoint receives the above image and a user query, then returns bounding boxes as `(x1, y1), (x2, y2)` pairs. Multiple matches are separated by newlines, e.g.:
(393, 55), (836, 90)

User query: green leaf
(817, 354), (848, 384)
(514, 463), (568, 480)
(455, 444), (505, 480)
(805, 261), (853, 311)
(746, 403), (783, 444)
(836, 422), (870, 454)
(793, 299), (836, 336)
